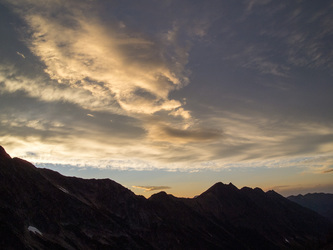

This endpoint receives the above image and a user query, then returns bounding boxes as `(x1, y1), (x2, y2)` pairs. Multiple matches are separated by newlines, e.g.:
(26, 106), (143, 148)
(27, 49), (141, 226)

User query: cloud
(0, 64), (122, 114)
(246, 0), (272, 12)
(269, 185), (290, 190)
(1, 0), (332, 174)
(204, 111), (333, 160)
(16, 51), (25, 58)
(263, 185), (289, 194)
(241, 54), (290, 77)
(6, 0), (190, 120)
(132, 185), (171, 192)
(323, 169), (333, 173)
(219, 1), (333, 77)
(169, 107), (191, 120)
(146, 121), (222, 144)
(160, 125), (220, 142)
(271, 183), (333, 197)
(1, 0), (223, 152)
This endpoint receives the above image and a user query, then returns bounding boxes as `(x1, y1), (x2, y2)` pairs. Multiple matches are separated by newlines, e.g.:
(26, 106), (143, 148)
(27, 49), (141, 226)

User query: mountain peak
(207, 182), (238, 192)
(198, 182), (239, 199)
(0, 146), (11, 160)
(149, 191), (170, 201)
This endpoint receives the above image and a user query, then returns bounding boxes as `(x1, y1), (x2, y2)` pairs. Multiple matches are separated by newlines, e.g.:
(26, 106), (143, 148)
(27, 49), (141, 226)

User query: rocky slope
(1, 146), (332, 249)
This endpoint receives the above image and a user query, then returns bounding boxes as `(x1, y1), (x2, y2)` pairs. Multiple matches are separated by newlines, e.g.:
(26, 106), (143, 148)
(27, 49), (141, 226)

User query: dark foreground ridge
(1, 146), (332, 249)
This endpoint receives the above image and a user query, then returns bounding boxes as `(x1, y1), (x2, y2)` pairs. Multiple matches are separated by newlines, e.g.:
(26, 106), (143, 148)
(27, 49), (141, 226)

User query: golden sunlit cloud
(169, 107), (191, 120)
(1, 0), (203, 151)
(132, 185), (171, 192)
(18, 2), (189, 118)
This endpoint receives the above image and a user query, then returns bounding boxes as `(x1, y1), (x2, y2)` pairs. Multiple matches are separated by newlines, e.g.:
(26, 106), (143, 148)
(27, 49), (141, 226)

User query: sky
(0, 0), (332, 198)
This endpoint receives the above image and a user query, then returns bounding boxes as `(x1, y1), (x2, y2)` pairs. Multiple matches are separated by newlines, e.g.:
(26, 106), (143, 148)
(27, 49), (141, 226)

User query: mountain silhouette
(0, 146), (332, 249)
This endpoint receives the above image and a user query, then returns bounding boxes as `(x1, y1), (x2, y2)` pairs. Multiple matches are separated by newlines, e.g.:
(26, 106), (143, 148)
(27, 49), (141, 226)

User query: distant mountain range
(288, 193), (333, 223)
(1, 146), (332, 249)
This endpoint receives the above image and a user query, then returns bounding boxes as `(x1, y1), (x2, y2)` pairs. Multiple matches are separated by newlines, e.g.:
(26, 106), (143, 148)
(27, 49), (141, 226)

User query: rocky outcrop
(0, 145), (11, 160)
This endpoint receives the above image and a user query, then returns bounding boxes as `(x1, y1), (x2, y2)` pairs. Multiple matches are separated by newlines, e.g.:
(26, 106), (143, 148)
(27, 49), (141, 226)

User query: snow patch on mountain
(28, 226), (42, 236)
(58, 186), (69, 194)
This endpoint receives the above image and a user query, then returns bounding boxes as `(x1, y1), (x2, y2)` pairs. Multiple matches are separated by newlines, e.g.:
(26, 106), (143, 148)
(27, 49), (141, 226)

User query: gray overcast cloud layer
(0, 0), (332, 174)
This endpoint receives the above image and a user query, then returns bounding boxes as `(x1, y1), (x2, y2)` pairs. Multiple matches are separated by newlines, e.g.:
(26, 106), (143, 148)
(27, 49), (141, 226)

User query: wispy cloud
(147, 122), (221, 143)
(132, 185), (171, 192)
(220, 1), (333, 77)
(16, 51), (25, 59)
(0, 65), (113, 112)
(11, 0), (189, 118)
(246, 0), (272, 12)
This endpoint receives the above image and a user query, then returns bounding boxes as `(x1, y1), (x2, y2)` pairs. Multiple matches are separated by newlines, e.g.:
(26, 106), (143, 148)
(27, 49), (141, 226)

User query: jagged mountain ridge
(0, 146), (332, 249)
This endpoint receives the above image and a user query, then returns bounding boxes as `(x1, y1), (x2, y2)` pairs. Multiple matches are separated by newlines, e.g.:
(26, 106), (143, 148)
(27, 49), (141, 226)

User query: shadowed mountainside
(0, 146), (332, 249)
(288, 193), (333, 222)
